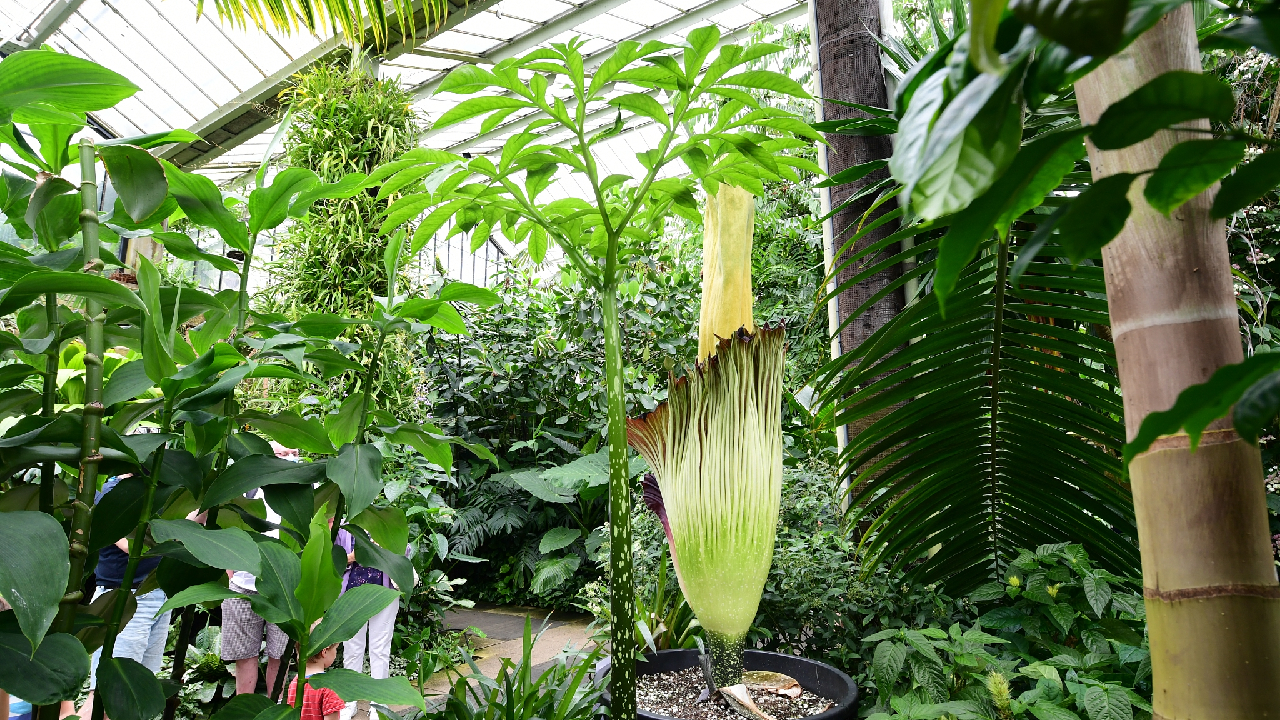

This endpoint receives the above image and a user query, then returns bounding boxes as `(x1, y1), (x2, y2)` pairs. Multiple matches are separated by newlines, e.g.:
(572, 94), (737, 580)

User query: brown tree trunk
(1074, 7), (1280, 716)
(811, 0), (903, 356)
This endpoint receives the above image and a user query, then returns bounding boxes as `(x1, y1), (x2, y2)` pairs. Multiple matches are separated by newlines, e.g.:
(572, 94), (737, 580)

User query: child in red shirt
(287, 641), (346, 720)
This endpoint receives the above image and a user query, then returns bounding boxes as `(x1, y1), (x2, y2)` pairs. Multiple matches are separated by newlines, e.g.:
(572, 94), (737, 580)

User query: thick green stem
(602, 284), (636, 720)
(39, 292), (59, 515)
(235, 244), (254, 337)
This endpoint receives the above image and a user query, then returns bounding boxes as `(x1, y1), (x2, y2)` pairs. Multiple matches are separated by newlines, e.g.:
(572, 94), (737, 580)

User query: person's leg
(366, 600), (398, 680)
(137, 589), (172, 673)
(220, 595), (266, 695)
(343, 620), (369, 673)
(264, 622), (289, 696)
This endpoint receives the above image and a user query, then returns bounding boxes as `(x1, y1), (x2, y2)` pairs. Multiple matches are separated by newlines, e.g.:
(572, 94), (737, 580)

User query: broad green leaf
(346, 524), (414, 593)
(1009, 0), (1126, 57)
(513, 472), (576, 503)
(263, 483), (315, 540)
(328, 443), (384, 518)
(288, 172), (369, 218)
(1143, 139), (1245, 215)
(888, 71), (948, 193)
(1053, 173), (1136, 264)
(1082, 572), (1112, 617)
(102, 359), (154, 406)
(87, 474), (174, 552)
(996, 136), (1085, 234)
(248, 167), (318, 235)
(436, 65), (499, 95)
(349, 506), (408, 553)
(297, 509), (342, 627)
(932, 128), (1090, 309)
(304, 668), (425, 710)
(150, 519), (261, 574)
(1091, 71), (1235, 151)
(154, 557), (224, 599)
(438, 282), (501, 308)
(422, 303), (468, 335)
(156, 582), (243, 615)
(1212, 150), (1280, 218)
(207, 694), (274, 720)
(202, 454), (328, 509)
(1082, 685), (1133, 720)
(0, 632), (90, 704)
(98, 656), (166, 720)
(608, 93), (670, 127)
(1234, 370), (1280, 444)
(161, 160), (249, 252)
(149, 231), (240, 273)
(240, 409), (336, 454)
(291, 313), (369, 339)
(0, 511), (69, 650)
(539, 526), (580, 553)
(1029, 704), (1083, 720)
(24, 176), (75, 234)
(98, 145), (167, 222)
(326, 393), (366, 447)
(872, 640), (907, 694)
(433, 97), (532, 129)
(717, 71), (810, 99)
(255, 538), (304, 625)
(0, 50), (138, 125)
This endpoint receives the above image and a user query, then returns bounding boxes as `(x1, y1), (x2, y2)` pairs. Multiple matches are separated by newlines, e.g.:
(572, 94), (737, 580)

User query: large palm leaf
(814, 196), (1139, 593)
(197, 0), (455, 50)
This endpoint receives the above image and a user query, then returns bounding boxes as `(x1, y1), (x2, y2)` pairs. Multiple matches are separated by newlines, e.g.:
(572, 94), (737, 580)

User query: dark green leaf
(1091, 71), (1235, 151)
(1009, 0), (1127, 57)
(1212, 150), (1280, 218)
(327, 443), (384, 518)
(202, 454), (327, 509)
(103, 359), (153, 406)
(156, 582), (242, 615)
(1054, 173), (1136, 264)
(0, 632), (90, 704)
(304, 585), (402, 658)
(1143, 139), (1245, 215)
(349, 505), (408, 553)
(156, 449), (202, 497)
(1234, 370), (1280, 444)
(297, 510), (341, 627)
(254, 538), (304, 625)
(240, 409), (336, 454)
(149, 519), (261, 574)
(155, 557), (224, 598)
(264, 483), (316, 540)
(288, 172), (368, 219)
(161, 160), (249, 252)
(325, 393), (365, 447)
(98, 145), (167, 222)
(0, 511), (69, 649)
(0, 270), (146, 317)
(208, 693), (274, 720)
(438, 282), (501, 308)
(98, 656), (166, 720)
(305, 669), (425, 710)
(248, 167), (318, 235)
(149, 231), (240, 273)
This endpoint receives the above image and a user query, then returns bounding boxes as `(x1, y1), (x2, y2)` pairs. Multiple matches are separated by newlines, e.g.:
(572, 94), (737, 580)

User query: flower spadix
(627, 184), (783, 687)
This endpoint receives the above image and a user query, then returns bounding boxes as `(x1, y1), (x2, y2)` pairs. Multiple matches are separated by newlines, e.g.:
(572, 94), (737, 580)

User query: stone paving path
(402, 603), (597, 711)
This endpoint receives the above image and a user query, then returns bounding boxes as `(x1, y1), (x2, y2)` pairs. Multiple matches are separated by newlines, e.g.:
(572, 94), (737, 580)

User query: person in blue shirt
(76, 474), (202, 719)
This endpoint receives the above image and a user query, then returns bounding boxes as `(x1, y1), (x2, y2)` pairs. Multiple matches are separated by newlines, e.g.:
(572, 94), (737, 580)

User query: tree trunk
(811, 0), (903, 356)
(1074, 7), (1280, 716)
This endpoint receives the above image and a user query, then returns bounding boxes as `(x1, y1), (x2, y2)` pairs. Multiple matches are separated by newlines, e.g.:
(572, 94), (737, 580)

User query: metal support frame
(0, 0), (87, 54)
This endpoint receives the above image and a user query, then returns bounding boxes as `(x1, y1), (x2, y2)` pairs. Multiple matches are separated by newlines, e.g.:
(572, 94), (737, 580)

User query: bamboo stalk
(162, 608), (195, 720)
(39, 292), (60, 516)
(1074, 7), (1280, 716)
(39, 138), (106, 720)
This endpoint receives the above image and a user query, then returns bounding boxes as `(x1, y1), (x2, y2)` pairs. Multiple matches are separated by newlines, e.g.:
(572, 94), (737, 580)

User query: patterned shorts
(220, 584), (289, 661)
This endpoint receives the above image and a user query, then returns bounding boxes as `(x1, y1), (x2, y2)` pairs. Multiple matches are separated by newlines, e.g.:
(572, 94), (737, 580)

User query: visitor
(223, 443), (296, 694)
(334, 528), (414, 680)
(286, 623), (344, 720)
(77, 474), (200, 719)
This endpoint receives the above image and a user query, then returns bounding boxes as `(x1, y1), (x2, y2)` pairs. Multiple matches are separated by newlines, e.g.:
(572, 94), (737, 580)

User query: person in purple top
(333, 529), (413, 680)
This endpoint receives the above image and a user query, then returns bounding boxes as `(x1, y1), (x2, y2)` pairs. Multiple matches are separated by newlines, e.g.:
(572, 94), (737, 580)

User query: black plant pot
(599, 649), (858, 720)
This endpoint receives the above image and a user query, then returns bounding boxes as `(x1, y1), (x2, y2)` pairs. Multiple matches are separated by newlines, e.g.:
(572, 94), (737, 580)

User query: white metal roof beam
(0, 0), (87, 54)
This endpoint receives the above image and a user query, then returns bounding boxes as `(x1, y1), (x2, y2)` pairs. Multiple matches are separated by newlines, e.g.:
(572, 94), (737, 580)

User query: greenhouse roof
(0, 0), (808, 188)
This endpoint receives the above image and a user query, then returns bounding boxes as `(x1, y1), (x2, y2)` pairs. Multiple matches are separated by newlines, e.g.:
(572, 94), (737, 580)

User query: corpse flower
(627, 184), (784, 690)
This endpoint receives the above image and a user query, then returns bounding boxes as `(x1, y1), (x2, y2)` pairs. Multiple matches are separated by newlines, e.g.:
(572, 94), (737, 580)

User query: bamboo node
(1141, 427), (1240, 454)
(1144, 582), (1280, 601)
(61, 590), (83, 604)
(81, 452), (104, 464)
(83, 258), (104, 273)
(83, 353), (103, 367)
(83, 401), (105, 415)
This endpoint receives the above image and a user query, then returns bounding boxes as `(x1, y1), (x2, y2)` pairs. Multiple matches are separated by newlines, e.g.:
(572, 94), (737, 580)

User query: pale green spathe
(628, 326), (785, 639)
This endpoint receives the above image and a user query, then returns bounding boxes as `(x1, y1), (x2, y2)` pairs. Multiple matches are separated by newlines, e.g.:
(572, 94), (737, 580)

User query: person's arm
(115, 538), (130, 553)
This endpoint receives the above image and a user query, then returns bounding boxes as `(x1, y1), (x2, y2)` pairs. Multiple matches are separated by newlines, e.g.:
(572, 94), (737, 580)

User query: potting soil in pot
(637, 667), (834, 720)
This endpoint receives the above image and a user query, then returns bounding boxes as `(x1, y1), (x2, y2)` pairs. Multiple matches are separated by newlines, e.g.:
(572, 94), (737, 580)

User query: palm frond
(814, 215), (1138, 593)
(198, 0), (455, 50)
